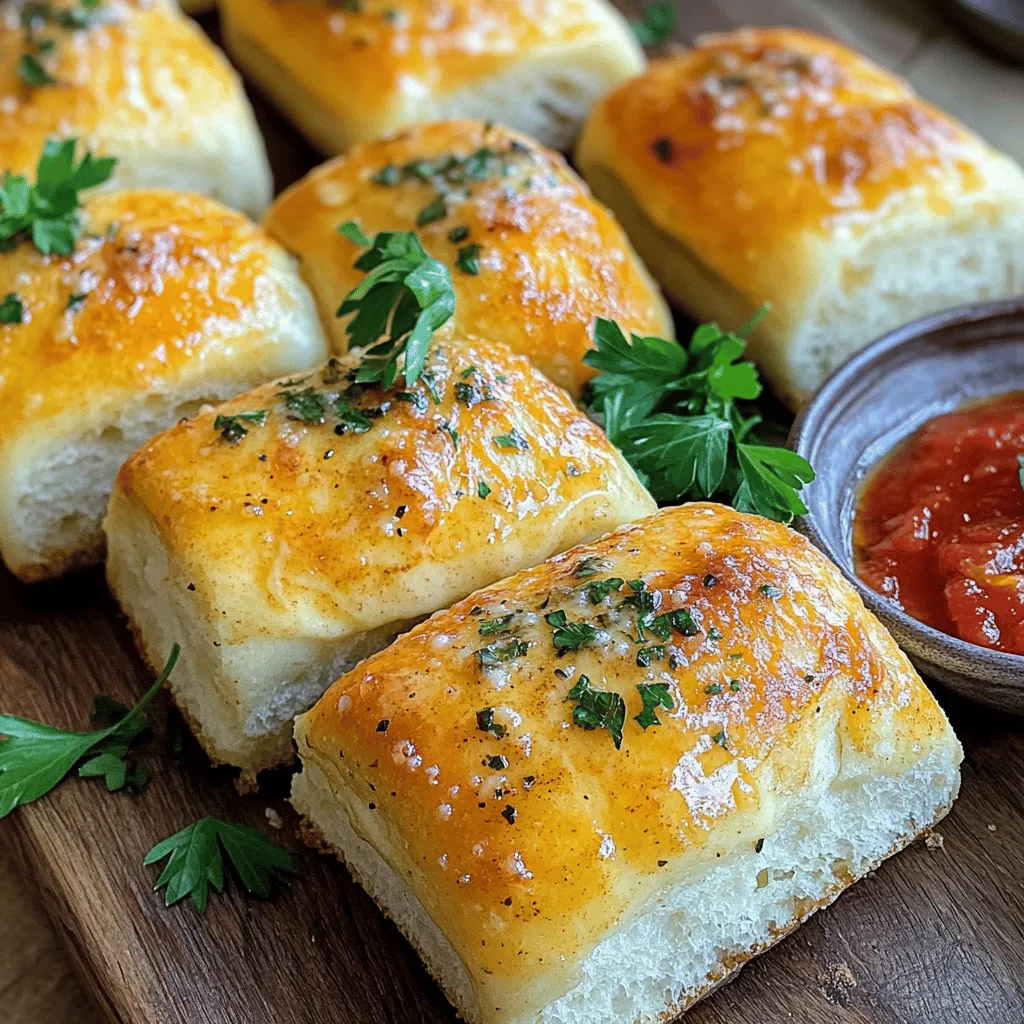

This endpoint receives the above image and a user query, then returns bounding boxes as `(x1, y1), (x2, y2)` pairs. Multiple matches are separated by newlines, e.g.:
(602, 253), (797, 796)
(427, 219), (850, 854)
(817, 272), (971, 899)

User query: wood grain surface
(3, 3), (1024, 1024)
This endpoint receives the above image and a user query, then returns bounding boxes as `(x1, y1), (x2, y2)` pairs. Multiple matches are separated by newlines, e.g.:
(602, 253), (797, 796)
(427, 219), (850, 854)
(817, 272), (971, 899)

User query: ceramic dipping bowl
(790, 299), (1024, 713)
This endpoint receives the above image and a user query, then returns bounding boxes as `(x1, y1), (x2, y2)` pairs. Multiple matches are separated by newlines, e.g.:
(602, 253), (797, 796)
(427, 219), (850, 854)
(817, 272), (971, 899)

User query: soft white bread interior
(0, 0), (273, 217)
(219, 0), (645, 154)
(264, 119), (672, 398)
(292, 503), (962, 1024)
(0, 190), (328, 582)
(104, 337), (655, 773)
(575, 27), (1024, 406)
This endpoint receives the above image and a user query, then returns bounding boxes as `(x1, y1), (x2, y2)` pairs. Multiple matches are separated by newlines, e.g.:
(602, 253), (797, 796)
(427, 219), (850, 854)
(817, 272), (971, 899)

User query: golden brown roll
(218, 0), (645, 154)
(104, 335), (655, 773)
(292, 502), (962, 1024)
(0, 190), (328, 582)
(576, 27), (1024, 406)
(0, 0), (272, 216)
(264, 119), (672, 397)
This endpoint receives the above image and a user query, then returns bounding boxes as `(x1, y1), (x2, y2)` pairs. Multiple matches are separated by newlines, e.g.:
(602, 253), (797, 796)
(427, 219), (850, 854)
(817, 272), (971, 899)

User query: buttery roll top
(0, 0), (272, 215)
(264, 119), (672, 397)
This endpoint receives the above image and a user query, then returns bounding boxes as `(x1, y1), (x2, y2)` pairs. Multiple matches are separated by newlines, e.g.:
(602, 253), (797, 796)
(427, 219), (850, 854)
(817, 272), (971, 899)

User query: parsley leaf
(477, 638), (530, 667)
(566, 675), (625, 749)
(494, 428), (529, 451)
(631, 1), (676, 46)
(145, 816), (297, 913)
(634, 683), (674, 729)
(214, 410), (267, 444)
(476, 707), (505, 739)
(336, 225), (455, 388)
(18, 53), (55, 87)
(583, 577), (624, 604)
(0, 292), (23, 324)
(585, 311), (815, 524)
(456, 243), (481, 275)
(479, 614), (514, 636)
(0, 138), (116, 256)
(545, 610), (599, 654)
(477, 480), (491, 499)
(0, 644), (179, 818)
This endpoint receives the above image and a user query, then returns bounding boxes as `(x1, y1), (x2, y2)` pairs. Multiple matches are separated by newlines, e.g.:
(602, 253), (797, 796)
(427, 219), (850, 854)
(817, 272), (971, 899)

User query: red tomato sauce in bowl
(854, 392), (1024, 655)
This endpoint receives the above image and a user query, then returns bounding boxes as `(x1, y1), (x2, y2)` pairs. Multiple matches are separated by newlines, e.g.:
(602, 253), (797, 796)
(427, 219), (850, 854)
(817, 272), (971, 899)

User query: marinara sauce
(855, 392), (1024, 655)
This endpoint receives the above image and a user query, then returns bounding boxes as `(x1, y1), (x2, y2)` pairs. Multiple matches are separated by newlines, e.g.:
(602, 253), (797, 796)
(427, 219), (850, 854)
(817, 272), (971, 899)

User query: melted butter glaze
(580, 27), (1002, 316)
(116, 334), (654, 645)
(297, 502), (952, 1020)
(0, 191), (298, 440)
(0, 0), (240, 180)
(265, 119), (671, 397)
(225, 0), (609, 126)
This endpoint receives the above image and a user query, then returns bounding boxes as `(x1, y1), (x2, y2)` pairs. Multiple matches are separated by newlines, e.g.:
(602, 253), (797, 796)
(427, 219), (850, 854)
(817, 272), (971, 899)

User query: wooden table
(3, 2), (1024, 1023)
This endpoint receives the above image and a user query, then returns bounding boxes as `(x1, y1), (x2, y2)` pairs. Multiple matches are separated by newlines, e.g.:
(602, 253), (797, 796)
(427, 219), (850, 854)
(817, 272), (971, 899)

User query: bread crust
(264, 119), (672, 397)
(293, 502), (962, 1022)
(0, 0), (272, 216)
(576, 27), (1024, 404)
(220, 0), (643, 153)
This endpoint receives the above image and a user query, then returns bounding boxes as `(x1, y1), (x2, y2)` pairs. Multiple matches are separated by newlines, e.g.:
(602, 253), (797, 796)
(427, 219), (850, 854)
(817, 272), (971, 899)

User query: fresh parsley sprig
(0, 138), (116, 256)
(336, 222), (455, 388)
(0, 644), (179, 818)
(631, 1), (676, 46)
(145, 816), (297, 913)
(585, 310), (815, 524)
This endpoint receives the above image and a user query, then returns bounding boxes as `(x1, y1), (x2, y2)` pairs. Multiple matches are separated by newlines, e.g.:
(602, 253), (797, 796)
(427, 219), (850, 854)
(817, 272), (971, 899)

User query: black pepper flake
(804, 673), (815, 683)
(486, 755), (508, 770)
(553, 667), (570, 680)
(702, 573), (717, 588)
(376, 719), (390, 733)
(368, 802), (376, 810)
(324, 449), (335, 460)
(522, 775), (535, 790)
(478, 801), (486, 808)
(396, 504), (409, 518)
(503, 897), (513, 906)
(187, 583), (196, 592)
(651, 137), (674, 163)
(258, 453), (267, 461)
(501, 804), (517, 825)
(657, 859), (668, 867)
(755, 838), (765, 853)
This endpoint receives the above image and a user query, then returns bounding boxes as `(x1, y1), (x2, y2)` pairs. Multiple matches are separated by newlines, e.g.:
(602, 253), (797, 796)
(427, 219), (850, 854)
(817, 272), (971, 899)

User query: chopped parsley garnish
(476, 707), (505, 739)
(0, 138), (116, 255)
(456, 243), (481, 275)
(729, 679), (742, 692)
(146, 816), (296, 913)
(705, 683), (723, 695)
(583, 577), (624, 604)
(760, 584), (784, 598)
(0, 293), (23, 324)
(634, 682), (673, 729)
(335, 224), (455, 388)
(477, 638), (530, 667)
(566, 675), (625, 749)
(333, 397), (372, 433)
(635, 645), (665, 668)
(707, 626), (722, 642)
(214, 410), (267, 444)
(477, 480), (491, 499)
(66, 291), (86, 310)
(585, 312), (815, 524)
(447, 225), (470, 244)
(711, 730), (727, 747)
(18, 53), (55, 87)
(631, 1), (676, 46)
(416, 196), (447, 226)
(454, 381), (483, 406)
(545, 610), (598, 654)
(478, 614), (514, 636)
(486, 754), (508, 770)
(280, 387), (328, 423)
(500, 804), (517, 824)
(573, 556), (610, 579)
(494, 428), (529, 451)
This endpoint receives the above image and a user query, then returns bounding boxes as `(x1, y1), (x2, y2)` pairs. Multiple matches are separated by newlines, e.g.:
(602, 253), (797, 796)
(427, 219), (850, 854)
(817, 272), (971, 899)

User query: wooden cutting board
(3, 4), (1024, 1024)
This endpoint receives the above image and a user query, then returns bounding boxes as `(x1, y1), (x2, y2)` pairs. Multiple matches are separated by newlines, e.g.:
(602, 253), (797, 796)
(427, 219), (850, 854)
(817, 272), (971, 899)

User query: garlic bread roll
(264, 120), (672, 397)
(105, 337), (655, 773)
(292, 502), (962, 1024)
(576, 27), (1024, 406)
(0, 0), (272, 216)
(0, 191), (328, 582)
(219, 0), (644, 154)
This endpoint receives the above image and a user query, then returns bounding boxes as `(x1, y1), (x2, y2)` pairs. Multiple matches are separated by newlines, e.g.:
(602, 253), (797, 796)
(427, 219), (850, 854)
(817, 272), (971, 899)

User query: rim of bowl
(790, 297), (1024, 675)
